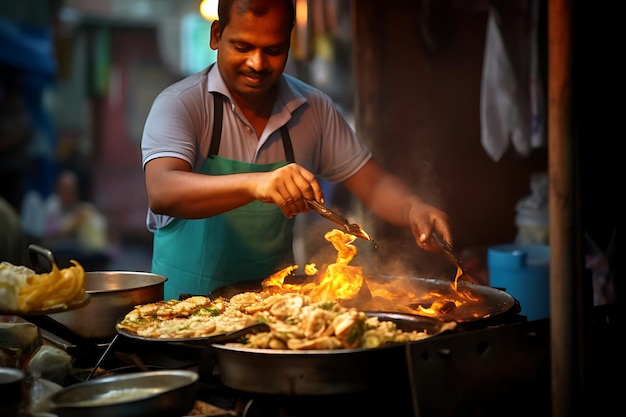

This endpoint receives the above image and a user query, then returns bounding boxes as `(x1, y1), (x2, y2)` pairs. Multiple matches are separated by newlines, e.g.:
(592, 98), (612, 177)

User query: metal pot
(27, 244), (167, 340)
(206, 276), (517, 395)
(212, 342), (409, 395)
(48, 370), (198, 417)
(210, 312), (455, 396)
(46, 271), (167, 340)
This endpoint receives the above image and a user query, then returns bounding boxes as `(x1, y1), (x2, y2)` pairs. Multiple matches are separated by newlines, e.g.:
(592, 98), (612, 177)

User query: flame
(261, 229), (366, 302)
(259, 229), (484, 319)
(452, 266), (463, 291)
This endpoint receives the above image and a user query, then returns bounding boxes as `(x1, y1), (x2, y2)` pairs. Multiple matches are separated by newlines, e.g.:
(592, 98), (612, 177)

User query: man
(141, 0), (452, 300)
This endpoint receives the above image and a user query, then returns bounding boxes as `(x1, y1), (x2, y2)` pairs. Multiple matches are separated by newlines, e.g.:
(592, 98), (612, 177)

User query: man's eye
(265, 48), (284, 56)
(234, 44), (251, 53)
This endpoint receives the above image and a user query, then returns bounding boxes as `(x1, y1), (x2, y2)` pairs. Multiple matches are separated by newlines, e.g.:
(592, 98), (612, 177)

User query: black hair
(217, 0), (295, 33)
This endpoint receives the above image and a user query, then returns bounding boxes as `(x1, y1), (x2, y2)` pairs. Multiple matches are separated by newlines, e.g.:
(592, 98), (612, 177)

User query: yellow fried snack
(12, 260), (86, 313)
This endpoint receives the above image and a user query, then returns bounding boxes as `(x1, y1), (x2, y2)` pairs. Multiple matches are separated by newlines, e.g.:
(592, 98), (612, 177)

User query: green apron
(152, 93), (296, 300)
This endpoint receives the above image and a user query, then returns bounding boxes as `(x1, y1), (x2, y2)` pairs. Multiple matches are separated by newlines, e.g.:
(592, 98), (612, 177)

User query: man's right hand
(254, 164), (324, 218)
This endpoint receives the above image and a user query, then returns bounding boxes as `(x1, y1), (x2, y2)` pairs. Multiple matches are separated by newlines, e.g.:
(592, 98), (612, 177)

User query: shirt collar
(206, 64), (307, 116)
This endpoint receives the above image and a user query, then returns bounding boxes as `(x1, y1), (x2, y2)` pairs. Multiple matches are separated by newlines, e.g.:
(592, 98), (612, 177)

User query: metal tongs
(431, 231), (465, 275)
(306, 200), (374, 242)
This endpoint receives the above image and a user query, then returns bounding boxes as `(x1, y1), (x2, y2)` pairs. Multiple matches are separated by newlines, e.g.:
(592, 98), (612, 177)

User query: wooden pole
(549, 1), (584, 416)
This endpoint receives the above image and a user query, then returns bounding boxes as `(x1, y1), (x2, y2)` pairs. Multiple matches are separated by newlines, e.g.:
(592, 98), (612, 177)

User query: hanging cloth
(480, 3), (545, 162)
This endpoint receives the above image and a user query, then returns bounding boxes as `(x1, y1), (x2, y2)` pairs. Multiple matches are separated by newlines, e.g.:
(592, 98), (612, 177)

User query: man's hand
(408, 201), (453, 253)
(254, 164), (324, 218)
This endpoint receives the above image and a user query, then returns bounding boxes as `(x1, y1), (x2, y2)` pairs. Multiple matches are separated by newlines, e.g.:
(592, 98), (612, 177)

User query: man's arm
(144, 157), (324, 219)
(343, 160), (452, 251)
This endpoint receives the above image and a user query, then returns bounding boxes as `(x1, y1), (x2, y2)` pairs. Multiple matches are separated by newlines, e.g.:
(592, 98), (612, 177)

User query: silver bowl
(48, 370), (198, 417)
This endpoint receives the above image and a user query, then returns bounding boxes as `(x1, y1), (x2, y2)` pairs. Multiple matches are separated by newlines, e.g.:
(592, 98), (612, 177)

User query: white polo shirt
(141, 64), (371, 231)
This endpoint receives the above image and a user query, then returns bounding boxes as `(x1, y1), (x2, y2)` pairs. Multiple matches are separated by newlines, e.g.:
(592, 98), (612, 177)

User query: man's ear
(209, 20), (221, 50)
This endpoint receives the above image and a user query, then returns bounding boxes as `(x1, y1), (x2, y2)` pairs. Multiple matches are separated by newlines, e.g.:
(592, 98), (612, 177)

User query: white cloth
(528, 0), (546, 150)
(480, 3), (544, 162)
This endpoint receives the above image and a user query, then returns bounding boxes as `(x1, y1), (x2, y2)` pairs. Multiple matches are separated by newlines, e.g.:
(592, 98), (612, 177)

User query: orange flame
(260, 229), (482, 318)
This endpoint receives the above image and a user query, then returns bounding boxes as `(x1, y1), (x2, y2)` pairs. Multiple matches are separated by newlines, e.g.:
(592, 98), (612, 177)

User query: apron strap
(281, 126), (295, 163)
(208, 93), (295, 163)
(208, 93), (224, 158)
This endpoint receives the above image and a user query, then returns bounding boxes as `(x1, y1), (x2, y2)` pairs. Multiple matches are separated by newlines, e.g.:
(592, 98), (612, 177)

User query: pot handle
(28, 244), (57, 274)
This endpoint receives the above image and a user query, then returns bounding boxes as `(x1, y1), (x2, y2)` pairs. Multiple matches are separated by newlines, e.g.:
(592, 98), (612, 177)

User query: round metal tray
(1, 293), (90, 316)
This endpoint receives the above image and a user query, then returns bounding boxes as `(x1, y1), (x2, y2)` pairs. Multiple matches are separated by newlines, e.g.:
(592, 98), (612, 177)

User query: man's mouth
(241, 71), (267, 85)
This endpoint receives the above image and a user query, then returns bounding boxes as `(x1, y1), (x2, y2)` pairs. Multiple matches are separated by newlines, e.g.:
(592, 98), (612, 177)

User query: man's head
(56, 170), (80, 208)
(210, 0), (295, 104)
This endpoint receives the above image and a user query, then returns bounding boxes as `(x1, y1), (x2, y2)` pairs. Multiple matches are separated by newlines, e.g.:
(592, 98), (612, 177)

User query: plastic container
(514, 172), (549, 244)
(487, 244), (550, 321)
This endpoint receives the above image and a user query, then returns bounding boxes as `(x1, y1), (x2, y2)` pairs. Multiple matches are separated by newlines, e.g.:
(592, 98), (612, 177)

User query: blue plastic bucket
(487, 244), (550, 321)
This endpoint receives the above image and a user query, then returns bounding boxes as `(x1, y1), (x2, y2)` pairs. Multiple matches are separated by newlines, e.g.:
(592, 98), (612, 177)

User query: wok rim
(83, 271), (168, 294)
(210, 275), (519, 323)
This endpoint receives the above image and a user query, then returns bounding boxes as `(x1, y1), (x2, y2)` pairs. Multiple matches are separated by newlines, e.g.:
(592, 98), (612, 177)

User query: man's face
(210, 3), (291, 103)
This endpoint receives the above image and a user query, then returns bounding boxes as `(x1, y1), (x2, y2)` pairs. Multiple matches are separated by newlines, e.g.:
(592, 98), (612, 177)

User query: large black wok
(209, 275), (519, 324)
(210, 311), (455, 396)
(205, 275), (518, 395)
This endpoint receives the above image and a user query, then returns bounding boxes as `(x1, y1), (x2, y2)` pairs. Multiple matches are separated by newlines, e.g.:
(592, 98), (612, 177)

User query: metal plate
(115, 310), (454, 347)
(115, 318), (270, 344)
(2, 293), (91, 316)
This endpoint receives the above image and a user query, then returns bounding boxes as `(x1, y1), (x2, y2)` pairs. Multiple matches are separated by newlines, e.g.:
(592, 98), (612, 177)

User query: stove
(24, 308), (538, 417)
(22, 300), (620, 417)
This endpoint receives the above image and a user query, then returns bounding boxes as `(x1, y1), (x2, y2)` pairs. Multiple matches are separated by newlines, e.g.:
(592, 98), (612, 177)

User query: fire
(453, 265), (463, 291)
(262, 229), (368, 304)
(260, 229), (484, 319)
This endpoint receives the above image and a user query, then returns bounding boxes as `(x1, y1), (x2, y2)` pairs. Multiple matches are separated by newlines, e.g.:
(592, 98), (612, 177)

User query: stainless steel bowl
(46, 271), (167, 339)
(28, 244), (167, 340)
(48, 370), (198, 417)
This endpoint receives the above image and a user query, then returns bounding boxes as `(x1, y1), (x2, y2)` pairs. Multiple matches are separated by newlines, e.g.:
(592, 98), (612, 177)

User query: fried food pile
(0, 260), (86, 313)
(117, 292), (432, 350)
(117, 295), (256, 339)
(224, 292), (432, 350)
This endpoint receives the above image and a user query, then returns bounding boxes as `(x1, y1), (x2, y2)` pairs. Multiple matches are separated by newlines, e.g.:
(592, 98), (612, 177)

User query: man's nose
(246, 50), (266, 71)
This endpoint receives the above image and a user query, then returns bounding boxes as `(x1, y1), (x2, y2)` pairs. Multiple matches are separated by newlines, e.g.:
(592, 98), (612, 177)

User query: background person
(41, 170), (110, 270)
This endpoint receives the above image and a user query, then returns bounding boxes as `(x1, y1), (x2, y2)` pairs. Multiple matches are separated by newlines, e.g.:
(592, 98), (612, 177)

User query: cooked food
(117, 291), (435, 349)
(117, 296), (256, 339)
(0, 260), (86, 313)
